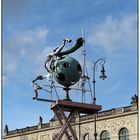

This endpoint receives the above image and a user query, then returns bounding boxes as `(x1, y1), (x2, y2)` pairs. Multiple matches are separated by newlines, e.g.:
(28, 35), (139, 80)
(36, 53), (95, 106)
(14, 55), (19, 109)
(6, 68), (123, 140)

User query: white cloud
(87, 14), (137, 54)
(37, 47), (52, 63)
(15, 27), (49, 46)
(34, 47), (53, 74)
(3, 27), (49, 84)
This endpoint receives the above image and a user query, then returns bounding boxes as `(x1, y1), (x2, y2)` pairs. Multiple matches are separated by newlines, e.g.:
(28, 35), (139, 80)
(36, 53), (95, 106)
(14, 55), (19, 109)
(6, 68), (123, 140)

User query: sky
(2, 0), (138, 131)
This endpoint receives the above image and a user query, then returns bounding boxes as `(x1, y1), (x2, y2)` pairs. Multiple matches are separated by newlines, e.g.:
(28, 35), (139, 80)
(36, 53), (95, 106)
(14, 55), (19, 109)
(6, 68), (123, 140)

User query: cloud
(3, 27), (49, 86)
(15, 27), (49, 46)
(87, 14), (137, 54)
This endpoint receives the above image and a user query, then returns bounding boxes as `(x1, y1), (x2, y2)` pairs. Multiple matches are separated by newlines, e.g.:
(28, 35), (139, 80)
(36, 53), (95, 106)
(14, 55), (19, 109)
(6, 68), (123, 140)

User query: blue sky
(2, 0), (137, 131)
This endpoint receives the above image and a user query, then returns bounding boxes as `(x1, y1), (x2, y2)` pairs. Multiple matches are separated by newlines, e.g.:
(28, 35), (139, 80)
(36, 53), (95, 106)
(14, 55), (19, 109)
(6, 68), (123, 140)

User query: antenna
(81, 28), (92, 102)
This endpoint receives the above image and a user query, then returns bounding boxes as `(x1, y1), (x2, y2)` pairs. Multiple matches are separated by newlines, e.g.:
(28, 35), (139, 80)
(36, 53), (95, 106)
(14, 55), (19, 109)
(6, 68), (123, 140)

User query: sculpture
(32, 37), (84, 100)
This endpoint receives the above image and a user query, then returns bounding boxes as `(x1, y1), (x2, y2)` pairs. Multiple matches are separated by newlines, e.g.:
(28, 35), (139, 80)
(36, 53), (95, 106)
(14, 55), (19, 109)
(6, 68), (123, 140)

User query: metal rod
(36, 98), (56, 103)
(43, 84), (92, 92)
(94, 114), (97, 140)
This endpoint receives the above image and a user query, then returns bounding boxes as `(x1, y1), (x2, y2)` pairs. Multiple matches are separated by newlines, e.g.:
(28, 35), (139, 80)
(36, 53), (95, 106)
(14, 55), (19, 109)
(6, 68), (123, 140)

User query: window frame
(119, 127), (130, 140)
(100, 130), (110, 140)
(83, 133), (89, 140)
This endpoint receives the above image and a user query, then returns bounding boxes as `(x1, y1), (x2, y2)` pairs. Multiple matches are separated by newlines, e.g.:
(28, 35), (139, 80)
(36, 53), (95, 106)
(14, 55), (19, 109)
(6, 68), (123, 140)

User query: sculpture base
(51, 100), (102, 140)
(63, 87), (71, 101)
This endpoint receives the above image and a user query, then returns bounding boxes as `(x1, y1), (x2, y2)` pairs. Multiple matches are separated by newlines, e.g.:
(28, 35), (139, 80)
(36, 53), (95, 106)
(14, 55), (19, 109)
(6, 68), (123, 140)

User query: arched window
(100, 130), (110, 140)
(119, 127), (130, 140)
(83, 133), (89, 140)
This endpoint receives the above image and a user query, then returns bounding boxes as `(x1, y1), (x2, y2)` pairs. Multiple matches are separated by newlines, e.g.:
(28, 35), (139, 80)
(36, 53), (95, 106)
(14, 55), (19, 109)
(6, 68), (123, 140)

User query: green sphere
(53, 56), (82, 87)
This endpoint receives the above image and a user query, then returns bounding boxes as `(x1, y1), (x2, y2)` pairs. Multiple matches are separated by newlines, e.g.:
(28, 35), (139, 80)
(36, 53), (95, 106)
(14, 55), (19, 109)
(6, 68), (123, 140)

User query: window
(83, 133), (89, 140)
(119, 127), (130, 140)
(100, 130), (110, 140)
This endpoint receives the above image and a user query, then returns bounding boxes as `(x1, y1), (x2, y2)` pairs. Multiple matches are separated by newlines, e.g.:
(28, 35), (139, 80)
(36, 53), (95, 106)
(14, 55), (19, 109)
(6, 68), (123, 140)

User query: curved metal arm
(57, 37), (84, 57)
(93, 58), (105, 81)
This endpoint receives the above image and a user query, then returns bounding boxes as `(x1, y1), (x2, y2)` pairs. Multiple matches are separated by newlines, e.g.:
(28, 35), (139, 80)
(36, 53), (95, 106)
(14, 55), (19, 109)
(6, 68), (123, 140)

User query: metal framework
(81, 28), (92, 103)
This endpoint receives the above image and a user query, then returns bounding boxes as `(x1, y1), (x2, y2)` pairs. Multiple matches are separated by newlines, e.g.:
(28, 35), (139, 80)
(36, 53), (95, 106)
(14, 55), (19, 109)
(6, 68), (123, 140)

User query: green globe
(53, 56), (82, 87)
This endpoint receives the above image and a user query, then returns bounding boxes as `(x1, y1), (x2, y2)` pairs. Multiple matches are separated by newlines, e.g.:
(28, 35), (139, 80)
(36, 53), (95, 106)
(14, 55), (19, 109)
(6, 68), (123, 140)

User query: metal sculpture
(31, 36), (104, 140)
(32, 37), (84, 100)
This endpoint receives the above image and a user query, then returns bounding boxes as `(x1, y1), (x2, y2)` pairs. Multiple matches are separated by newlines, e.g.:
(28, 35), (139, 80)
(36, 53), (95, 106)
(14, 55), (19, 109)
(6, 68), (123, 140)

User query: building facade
(3, 96), (138, 140)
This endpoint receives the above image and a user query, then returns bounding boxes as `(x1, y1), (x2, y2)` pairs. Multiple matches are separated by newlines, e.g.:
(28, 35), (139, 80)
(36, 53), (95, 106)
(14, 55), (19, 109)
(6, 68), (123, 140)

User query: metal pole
(93, 76), (97, 140)
(93, 58), (105, 140)
(94, 113), (97, 140)
(93, 61), (97, 140)
(93, 58), (103, 103)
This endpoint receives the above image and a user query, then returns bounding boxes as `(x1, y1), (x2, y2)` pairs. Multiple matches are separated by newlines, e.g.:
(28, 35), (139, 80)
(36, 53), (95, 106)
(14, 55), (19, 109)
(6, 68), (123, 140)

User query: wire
(52, 80), (60, 100)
